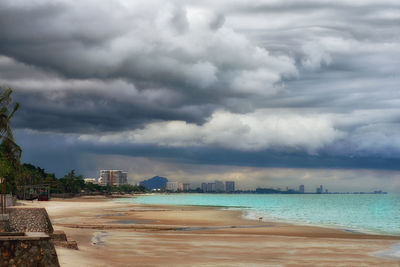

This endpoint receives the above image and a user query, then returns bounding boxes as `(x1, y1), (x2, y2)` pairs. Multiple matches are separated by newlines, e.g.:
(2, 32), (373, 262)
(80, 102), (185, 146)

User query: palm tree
(0, 87), (21, 165)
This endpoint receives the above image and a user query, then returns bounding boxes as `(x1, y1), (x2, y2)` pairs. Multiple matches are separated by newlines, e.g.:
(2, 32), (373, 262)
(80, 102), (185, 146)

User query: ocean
(118, 193), (400, 236)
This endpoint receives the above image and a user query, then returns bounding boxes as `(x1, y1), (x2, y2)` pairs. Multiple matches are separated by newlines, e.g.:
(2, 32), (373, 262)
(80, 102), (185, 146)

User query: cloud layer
(79, 110), (343, 153)
(1, 0), (400, 178)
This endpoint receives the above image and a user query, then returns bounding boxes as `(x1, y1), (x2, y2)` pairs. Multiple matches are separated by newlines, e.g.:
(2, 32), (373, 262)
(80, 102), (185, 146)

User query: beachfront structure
(84, 178), (98, 184)
(183, 183), (190, 191)
(207, 182), (216, 192)
(178, 183), (184, 191)
(299, 185), (305, 193)
(225, 181), (235, 193)
(201, 183), (207, 192)
(99, 170), (128, 186)
(166, 182), (179, 192)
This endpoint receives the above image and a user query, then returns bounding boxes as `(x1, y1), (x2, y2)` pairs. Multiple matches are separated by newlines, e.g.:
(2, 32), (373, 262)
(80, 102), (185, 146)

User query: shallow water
(117, 193), (400, 236)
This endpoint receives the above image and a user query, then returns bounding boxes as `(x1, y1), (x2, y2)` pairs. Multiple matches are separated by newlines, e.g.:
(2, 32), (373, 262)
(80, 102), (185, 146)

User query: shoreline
(21, 196), (400, 266)
(241, 209), (400, 238)
(116, 195), (400, 238)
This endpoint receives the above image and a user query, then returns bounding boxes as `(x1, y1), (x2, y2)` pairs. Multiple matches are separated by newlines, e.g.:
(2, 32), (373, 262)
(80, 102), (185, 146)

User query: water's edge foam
(372, 243), (400, 260)
(240, 208), (398, 237)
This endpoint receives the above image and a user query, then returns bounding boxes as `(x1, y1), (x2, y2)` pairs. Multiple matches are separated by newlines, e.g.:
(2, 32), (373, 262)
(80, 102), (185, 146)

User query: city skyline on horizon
(85, 170), (389, 193)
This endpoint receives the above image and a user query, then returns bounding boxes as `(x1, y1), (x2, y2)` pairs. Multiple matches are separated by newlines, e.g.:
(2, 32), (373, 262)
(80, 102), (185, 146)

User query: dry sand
(21, 196), (400, 266)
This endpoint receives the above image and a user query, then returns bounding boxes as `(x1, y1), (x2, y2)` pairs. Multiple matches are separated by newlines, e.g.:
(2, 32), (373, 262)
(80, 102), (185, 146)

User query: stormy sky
(1, 0), (400, 191)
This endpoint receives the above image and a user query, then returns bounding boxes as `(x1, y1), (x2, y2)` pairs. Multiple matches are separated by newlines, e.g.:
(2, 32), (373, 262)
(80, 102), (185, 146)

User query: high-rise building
(299, 185), (305, 193)
(207, 182), (216, 192)
(183, 183), (190, 191)
(215, 180), (225, 192)
(225, 181), (235, 193)
(99, 170), (128, 186)
(166, 182), (178, 192)
(201, 183), (207, 192)
(316, 185), (323, 194)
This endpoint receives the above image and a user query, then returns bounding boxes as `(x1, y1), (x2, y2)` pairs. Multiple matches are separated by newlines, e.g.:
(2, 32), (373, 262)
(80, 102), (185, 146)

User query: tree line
(17, 165), (145, 195)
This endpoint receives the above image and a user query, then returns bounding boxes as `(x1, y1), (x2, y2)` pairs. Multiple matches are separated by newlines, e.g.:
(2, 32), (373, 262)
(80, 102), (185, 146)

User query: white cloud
(80, 110), (344, 153)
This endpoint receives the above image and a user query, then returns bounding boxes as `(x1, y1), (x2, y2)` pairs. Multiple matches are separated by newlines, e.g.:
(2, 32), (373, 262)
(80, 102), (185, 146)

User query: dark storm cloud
(16, 130), (400, 192)
(15, 129), (400, 180)
(0, 56), (217, 132)
(12, 86), (211, 133)
(1, 0), (400, 172)
(0, 0), (295, 132)
(0, 0), (295, 87)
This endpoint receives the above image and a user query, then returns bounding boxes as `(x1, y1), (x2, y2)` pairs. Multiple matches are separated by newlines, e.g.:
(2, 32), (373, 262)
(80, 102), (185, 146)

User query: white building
(84, 178), (98, 184)
(99, 170), (128, 186)
(201, 183), (207, 192)
(182, 183), (190, 191)
(166, 182), (178, 192)
(207, 182), (216, 192)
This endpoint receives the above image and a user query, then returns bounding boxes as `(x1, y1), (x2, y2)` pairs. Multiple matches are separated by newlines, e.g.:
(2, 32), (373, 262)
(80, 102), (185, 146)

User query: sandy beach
(21, 196), (400, 266)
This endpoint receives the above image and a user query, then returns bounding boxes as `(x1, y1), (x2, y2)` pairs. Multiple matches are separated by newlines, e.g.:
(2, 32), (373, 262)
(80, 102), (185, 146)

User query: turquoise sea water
(118, 193), (400, 236)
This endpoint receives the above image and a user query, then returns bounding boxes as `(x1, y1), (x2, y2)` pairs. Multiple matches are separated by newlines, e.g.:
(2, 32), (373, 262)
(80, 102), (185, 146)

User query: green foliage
(0, 87), (21, 193)
(0, 144), (14, 193)
(56, 170), (85, 194)
(84, 182), (103, 192)
(13, 164), (146, 195)
(0, 87), (21, 165)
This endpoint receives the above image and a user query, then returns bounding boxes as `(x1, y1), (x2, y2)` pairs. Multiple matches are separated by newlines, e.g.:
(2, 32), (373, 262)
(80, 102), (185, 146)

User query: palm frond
(0, 88), (12, 107)
(0, 87), (21, 163)
(8, 102), (20, 120)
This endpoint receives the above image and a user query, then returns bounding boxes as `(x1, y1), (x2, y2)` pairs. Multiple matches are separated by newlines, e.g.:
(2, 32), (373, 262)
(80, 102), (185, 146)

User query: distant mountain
(140, 176), (168, 190)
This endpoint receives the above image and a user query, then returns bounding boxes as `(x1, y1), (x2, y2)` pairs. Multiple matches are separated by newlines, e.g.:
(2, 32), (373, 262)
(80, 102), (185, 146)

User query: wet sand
(21, 196), (400, 266)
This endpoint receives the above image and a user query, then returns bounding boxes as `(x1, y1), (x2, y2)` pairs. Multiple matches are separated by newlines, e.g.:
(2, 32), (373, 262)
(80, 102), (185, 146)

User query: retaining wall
(0, 233), (60, 266)
(7, 207), (54, 233)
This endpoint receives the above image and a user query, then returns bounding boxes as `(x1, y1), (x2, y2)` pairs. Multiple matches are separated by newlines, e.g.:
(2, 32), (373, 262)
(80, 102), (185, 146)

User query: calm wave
(118, 193), (400, 236)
